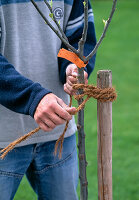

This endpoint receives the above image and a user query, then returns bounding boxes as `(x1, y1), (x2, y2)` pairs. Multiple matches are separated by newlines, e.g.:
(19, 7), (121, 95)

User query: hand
(64, 64), (88, 95)
(34, 93), (76, 132)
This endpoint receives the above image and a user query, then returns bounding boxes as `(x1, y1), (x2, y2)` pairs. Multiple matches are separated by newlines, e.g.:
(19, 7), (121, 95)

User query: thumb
(71, 65), (78, 78)
(66, 107), (77, 115)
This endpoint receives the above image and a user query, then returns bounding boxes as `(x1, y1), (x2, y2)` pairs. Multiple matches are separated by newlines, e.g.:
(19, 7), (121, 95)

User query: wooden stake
(97, 70), (113, 200)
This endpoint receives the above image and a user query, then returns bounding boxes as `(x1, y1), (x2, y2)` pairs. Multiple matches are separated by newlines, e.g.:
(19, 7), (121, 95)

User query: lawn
(15, 0), (139, 199)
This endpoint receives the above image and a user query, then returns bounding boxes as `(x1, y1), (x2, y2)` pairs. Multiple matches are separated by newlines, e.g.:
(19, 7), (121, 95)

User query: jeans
(0, 134), (78, 200)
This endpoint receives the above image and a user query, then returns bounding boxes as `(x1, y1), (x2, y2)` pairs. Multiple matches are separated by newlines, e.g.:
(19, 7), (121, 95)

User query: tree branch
(31, 0), (117, 63)
(85, 0), (117, 62)
(30, 0), (79, 56)
(43, 0), (68, 42)
(78, 0), (88, 56)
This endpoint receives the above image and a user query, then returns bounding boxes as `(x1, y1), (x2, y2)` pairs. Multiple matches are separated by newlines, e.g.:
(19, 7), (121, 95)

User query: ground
(15, 0), (139, 199)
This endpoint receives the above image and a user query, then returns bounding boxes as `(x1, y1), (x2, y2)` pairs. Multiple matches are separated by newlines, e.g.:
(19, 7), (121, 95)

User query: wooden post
(97, 70), (113, 200)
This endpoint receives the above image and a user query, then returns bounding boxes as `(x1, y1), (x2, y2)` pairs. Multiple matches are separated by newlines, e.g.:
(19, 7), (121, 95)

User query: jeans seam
(0, 170), (23, 178)
(33, 146), (76, 175)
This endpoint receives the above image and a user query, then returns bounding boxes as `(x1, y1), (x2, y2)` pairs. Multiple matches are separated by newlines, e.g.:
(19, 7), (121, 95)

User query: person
(0, 0), (96, 199)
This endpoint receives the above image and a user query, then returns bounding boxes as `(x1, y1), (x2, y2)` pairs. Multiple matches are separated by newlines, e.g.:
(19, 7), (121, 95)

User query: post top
(97, 70), (112, 88)
(97, 70), (112, 74)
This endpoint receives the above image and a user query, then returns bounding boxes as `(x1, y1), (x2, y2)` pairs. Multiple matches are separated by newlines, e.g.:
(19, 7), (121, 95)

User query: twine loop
(73, 83), (117, 102)
(54, 83), (117, 158)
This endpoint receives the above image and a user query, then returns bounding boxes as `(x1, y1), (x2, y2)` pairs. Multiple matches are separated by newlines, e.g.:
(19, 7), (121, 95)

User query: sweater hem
(0, 125), (77, 149)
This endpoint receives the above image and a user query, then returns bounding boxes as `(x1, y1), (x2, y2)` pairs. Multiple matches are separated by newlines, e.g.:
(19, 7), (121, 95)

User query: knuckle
(70, 76), (77, 83)
(35, 117), (40, 124)
(48, 102), (53, 108)
(48, 102), (55, 110)
(63, 112), (71, 121)
(38, 114), (45, 122)
(66, 84), (71, 90)
(56, 119), (64, 125)
(64, 87), (70, 95)
(58, 98), (63, 105)
(34, 114), (42, 123)
(69, 76), (73, 81)
(40, 125), (48, 132)
(37, 108), (47, 116)
(51, 124), (56, 129)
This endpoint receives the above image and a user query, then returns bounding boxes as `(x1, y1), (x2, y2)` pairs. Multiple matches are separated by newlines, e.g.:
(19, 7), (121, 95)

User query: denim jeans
(0, 134), (78, 200)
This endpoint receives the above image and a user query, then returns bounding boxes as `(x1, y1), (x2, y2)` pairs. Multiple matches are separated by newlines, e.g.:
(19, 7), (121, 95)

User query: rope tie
(54, 84), (117, 158)
(73, 83), (117, 102)
(0, 127), (41, 159)
(0, 84), (117, 159)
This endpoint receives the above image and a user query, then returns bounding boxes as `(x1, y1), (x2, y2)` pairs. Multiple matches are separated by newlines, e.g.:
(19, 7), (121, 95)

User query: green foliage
(102, 19), (107, 27)
(49, 13), (54, 20)
(83, 1), (86, 7)
(49, 0), (53, 8)
(14, 1), (139, 199)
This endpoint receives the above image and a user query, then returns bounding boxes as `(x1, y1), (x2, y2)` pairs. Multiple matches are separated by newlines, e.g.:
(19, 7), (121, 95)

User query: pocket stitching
(0, 170), (23, 178)
(34, 146), (76, 174)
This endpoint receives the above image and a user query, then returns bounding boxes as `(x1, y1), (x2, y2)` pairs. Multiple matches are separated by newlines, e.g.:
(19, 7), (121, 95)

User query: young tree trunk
(77, 68), (88, 200)
(97, 70), (113, 200)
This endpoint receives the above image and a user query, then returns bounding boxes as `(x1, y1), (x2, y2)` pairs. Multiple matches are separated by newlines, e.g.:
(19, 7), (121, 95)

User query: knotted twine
(0, 49), (117, 159)
(54, 84), (117, 158)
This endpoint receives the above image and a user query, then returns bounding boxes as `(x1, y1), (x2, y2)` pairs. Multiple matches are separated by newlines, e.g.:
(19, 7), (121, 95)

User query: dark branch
(85, 0), (117, 62)
(82, 0), (89, 46)
(43, 0), (68, 42)
(31, 0), (117, 63)
(78, 0), (88, 56)
(30, 0), (79, 56)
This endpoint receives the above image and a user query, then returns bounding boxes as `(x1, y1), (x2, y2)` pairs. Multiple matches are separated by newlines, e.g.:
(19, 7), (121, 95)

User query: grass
(15, 0), (139, 199)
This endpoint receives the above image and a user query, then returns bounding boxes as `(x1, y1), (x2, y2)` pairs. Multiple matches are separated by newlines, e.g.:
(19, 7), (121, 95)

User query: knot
(73, 84), (117, 102)
(54, 84), (117, 158)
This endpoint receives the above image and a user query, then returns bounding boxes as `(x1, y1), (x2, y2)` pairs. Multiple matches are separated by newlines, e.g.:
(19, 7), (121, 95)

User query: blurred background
(15, 0), (139, 199)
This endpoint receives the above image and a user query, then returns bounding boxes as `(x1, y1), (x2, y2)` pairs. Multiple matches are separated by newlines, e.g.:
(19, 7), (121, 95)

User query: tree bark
(77, 68), (88, 200)
(97, 70), (113, 200)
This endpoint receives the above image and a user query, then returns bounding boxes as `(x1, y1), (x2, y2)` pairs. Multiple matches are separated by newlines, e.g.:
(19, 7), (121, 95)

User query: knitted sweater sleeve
(0, 54), (51, 117)
(58, 0), (97, 84)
